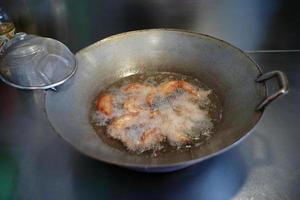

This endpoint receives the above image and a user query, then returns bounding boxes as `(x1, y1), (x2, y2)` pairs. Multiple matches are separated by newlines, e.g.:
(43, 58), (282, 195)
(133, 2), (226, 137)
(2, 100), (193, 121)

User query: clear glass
(0, 33), (76, 89)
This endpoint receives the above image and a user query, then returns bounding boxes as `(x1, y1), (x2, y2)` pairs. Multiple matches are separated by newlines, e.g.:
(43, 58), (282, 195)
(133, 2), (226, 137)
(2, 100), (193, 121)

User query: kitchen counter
(0, 52), (299, 200)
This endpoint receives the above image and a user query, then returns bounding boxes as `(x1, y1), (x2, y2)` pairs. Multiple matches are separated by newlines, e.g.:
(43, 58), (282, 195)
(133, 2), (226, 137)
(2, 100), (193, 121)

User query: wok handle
(256, 70), (288, 110)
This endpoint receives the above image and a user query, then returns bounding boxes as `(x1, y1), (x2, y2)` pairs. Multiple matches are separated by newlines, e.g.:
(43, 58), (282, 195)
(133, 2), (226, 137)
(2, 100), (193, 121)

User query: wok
(45, 29), (288, 172)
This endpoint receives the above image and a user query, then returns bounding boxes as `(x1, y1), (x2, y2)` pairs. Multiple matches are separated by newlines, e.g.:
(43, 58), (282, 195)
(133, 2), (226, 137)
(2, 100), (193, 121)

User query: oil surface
(90, 72), (222, 155)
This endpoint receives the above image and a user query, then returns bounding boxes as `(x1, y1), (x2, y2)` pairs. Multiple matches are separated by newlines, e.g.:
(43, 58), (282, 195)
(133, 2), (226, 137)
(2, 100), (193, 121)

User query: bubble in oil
(90, 72), (222, 155)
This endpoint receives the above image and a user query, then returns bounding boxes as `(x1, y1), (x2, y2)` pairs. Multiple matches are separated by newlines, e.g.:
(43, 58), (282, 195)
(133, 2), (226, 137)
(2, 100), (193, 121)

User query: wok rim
(46, 28), (267, 169)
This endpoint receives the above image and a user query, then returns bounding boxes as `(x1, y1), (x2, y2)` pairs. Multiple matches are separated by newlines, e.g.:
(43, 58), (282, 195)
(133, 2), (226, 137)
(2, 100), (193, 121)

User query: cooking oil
(90, 72), (223, 156)
(0, 9), (15, 49)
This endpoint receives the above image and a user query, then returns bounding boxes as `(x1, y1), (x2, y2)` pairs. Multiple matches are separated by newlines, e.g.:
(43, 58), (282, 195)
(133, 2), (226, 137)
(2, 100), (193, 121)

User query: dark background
(0, 1), (300, 200)
(1, 0), (300, 52)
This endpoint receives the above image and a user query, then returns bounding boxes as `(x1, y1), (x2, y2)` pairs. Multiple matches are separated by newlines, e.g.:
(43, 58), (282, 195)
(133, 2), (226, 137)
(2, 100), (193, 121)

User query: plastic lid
(0, 33), (76, 89)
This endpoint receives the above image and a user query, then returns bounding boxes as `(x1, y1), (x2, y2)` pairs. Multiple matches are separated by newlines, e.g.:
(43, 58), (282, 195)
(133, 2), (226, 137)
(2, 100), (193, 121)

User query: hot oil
(90, 72), (223, 156)
(0, 22), (15, 35)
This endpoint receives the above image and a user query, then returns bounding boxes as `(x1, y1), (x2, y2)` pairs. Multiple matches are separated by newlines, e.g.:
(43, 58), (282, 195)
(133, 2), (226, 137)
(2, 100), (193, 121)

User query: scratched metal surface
(0, 52), (299, 200)
(1, 0), (300, 199)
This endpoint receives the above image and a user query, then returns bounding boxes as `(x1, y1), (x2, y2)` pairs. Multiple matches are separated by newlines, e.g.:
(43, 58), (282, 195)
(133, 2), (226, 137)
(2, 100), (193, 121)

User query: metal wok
(45, 29), (288, 172)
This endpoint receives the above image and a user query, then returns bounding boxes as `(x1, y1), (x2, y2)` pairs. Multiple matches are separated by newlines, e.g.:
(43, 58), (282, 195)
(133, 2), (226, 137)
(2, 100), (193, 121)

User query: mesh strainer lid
(0, 33), (76, 89)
